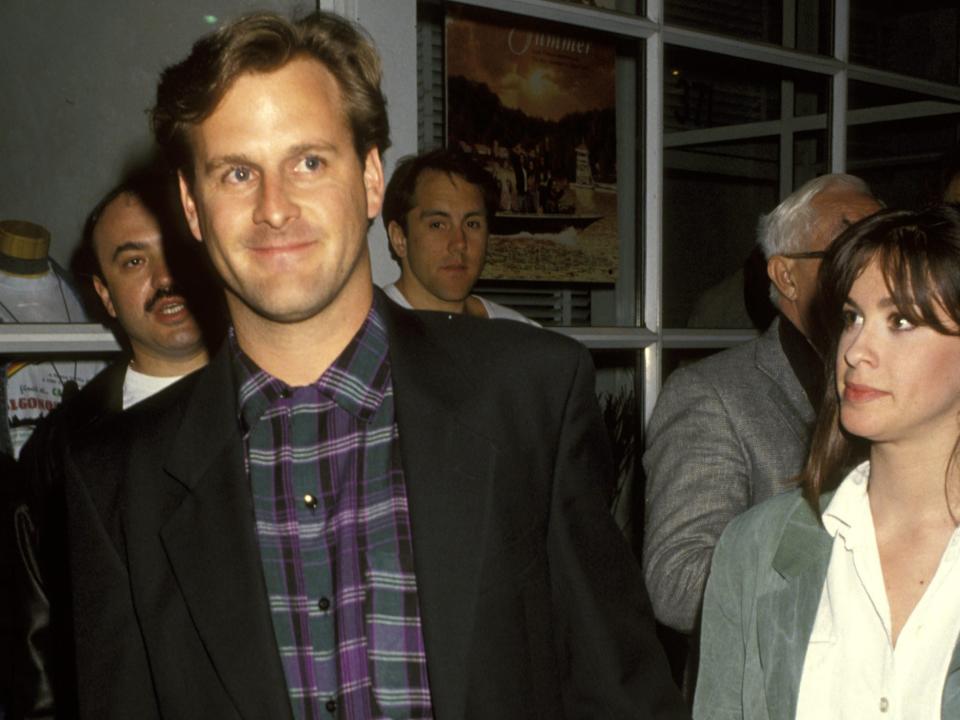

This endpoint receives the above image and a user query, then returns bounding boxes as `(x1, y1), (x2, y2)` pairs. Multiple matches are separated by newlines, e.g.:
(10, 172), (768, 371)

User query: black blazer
(11, 361), (127, 719)
(60, 298), (684, 719)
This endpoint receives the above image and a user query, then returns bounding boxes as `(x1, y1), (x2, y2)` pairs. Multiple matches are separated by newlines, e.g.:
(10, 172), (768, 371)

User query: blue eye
(227, 166), (251, 184)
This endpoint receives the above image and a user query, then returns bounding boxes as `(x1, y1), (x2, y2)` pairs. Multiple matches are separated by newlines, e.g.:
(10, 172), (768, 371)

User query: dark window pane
(793, 129), (828, 185)
(663, 49), (829, 329)
(850, 1), (959, 85)
(664, 0), (832, 55)
(847, 81), (960, 208)
(665, 47), (828, 131)
(663, 156), (778, 329)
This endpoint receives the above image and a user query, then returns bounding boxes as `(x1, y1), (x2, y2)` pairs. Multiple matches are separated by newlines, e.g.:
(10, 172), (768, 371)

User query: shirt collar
(779, 314), (824, 413)
(822, 460), (872, 549)
(232, 302), (392, 432)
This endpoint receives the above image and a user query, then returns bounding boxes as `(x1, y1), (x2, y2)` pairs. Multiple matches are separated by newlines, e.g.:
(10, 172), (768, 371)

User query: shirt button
(879, 697), (889, 712)
(325, 698), (337, 713)
(280, 387), (292, 399)
(304, 494), (318, 510)
(318, 596), (331, 612)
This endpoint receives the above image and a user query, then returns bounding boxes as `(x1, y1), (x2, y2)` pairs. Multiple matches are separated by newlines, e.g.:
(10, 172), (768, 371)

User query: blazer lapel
(942, 640), (960, 717)
(756, 496), (832, 720)
(99, 360), (127, 414)
(158, 348), (292, 719)
(383, 299), (496, 719)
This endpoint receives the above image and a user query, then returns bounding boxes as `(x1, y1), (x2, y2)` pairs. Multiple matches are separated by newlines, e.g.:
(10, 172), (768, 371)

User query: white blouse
(795, 461), (960, 720)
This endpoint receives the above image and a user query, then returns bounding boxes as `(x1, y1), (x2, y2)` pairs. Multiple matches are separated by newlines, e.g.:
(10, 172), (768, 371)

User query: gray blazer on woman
(694, 489), (960, 719)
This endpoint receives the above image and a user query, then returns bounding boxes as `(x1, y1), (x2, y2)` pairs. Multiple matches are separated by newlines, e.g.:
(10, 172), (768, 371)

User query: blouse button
(879, 697), (889, 713)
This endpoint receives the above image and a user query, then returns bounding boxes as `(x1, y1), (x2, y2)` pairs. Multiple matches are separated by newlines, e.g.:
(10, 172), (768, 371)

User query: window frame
(7, 0), (960, 432)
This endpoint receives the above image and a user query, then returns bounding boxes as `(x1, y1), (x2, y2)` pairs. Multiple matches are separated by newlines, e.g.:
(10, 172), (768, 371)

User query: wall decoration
(446, 6), (618, 283)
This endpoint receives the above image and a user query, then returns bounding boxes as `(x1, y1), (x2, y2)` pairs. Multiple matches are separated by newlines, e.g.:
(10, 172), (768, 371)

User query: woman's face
(837, 259), (960, 450)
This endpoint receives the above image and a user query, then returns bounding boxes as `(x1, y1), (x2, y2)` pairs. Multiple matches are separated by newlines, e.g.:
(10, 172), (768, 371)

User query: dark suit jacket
(11, 361), (128, 719)
(60, 297), (684, 719)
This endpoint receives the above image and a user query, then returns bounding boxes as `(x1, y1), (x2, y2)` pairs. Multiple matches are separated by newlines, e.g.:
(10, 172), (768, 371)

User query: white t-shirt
(381, 282), (540, 326)
(796, 461), (960, 720)
(122, 365), (187, 410)
(1, 268), (105, 458)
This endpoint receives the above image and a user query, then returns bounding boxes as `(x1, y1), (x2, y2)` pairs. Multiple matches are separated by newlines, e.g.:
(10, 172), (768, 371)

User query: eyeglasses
(780, 250), (826, 260)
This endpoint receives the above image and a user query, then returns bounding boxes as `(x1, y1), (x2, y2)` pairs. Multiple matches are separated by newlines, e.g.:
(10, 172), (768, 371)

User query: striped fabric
(232, 306), (433, 719)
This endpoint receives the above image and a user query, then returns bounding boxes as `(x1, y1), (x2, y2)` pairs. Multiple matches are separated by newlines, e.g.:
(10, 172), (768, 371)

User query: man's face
(389, 170), (488, 310)
(790, 187), (881, 333)
(92, 193), (204, 374)
(179, 57), (384, 329)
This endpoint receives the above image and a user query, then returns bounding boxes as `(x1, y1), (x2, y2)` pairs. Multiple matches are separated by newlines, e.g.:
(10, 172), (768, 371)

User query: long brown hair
(801, 204), (960, 509)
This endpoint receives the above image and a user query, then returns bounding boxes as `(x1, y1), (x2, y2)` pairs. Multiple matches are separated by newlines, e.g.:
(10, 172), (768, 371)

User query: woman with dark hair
(693, 205), (960, 720)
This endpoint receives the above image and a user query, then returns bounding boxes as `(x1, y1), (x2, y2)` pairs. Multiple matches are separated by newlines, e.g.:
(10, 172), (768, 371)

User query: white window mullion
(643, 0), (664, 427)
(831, 0), (850, 172)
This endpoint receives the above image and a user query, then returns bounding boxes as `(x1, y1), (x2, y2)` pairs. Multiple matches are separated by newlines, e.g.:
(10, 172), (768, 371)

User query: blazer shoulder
(378, 286), (582, 366)
(18, 360), (127, 479)
(699, 333), (765, 375)
(68, 364), (201, 464)
(717, 488), (808, 559)
(654, 336), (767, 422)
(38, 360), (125, 432)
(412, 309), (586, 371)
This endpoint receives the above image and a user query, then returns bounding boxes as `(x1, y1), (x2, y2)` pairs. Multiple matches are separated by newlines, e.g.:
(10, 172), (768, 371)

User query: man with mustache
(84, 171), (213, 401)
(382, 148), (536, 324)
(11, 167), (215, 717)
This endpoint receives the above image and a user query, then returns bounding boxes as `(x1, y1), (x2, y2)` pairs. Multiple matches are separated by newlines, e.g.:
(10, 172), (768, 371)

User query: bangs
(874, 227), (960, 335)
(821, 207), (960, 348)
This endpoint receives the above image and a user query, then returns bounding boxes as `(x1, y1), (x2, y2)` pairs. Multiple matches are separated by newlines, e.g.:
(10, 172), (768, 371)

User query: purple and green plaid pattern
(232, 308), (433, 719)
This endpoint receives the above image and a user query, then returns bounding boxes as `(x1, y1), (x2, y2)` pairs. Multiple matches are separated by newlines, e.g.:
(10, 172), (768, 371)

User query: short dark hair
(382, 148), (499, 254)
(78, 164), (185, 281)
(151, 10), (390, 181)
(800, 204), (960, 509)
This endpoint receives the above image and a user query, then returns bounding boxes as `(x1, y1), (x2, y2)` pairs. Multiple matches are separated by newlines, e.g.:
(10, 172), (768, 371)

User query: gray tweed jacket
(642, 317), (816, 632)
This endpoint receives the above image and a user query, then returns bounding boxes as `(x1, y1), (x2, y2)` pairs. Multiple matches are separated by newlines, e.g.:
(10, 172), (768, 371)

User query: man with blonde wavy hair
(56, 9), (683, 720)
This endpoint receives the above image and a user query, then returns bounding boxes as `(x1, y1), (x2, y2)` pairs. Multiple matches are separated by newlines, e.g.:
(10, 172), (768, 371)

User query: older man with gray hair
(642, 173), (879, 636)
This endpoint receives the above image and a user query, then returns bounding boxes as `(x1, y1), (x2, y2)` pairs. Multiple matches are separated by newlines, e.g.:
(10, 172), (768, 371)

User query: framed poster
(445, 6), (618, 283)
